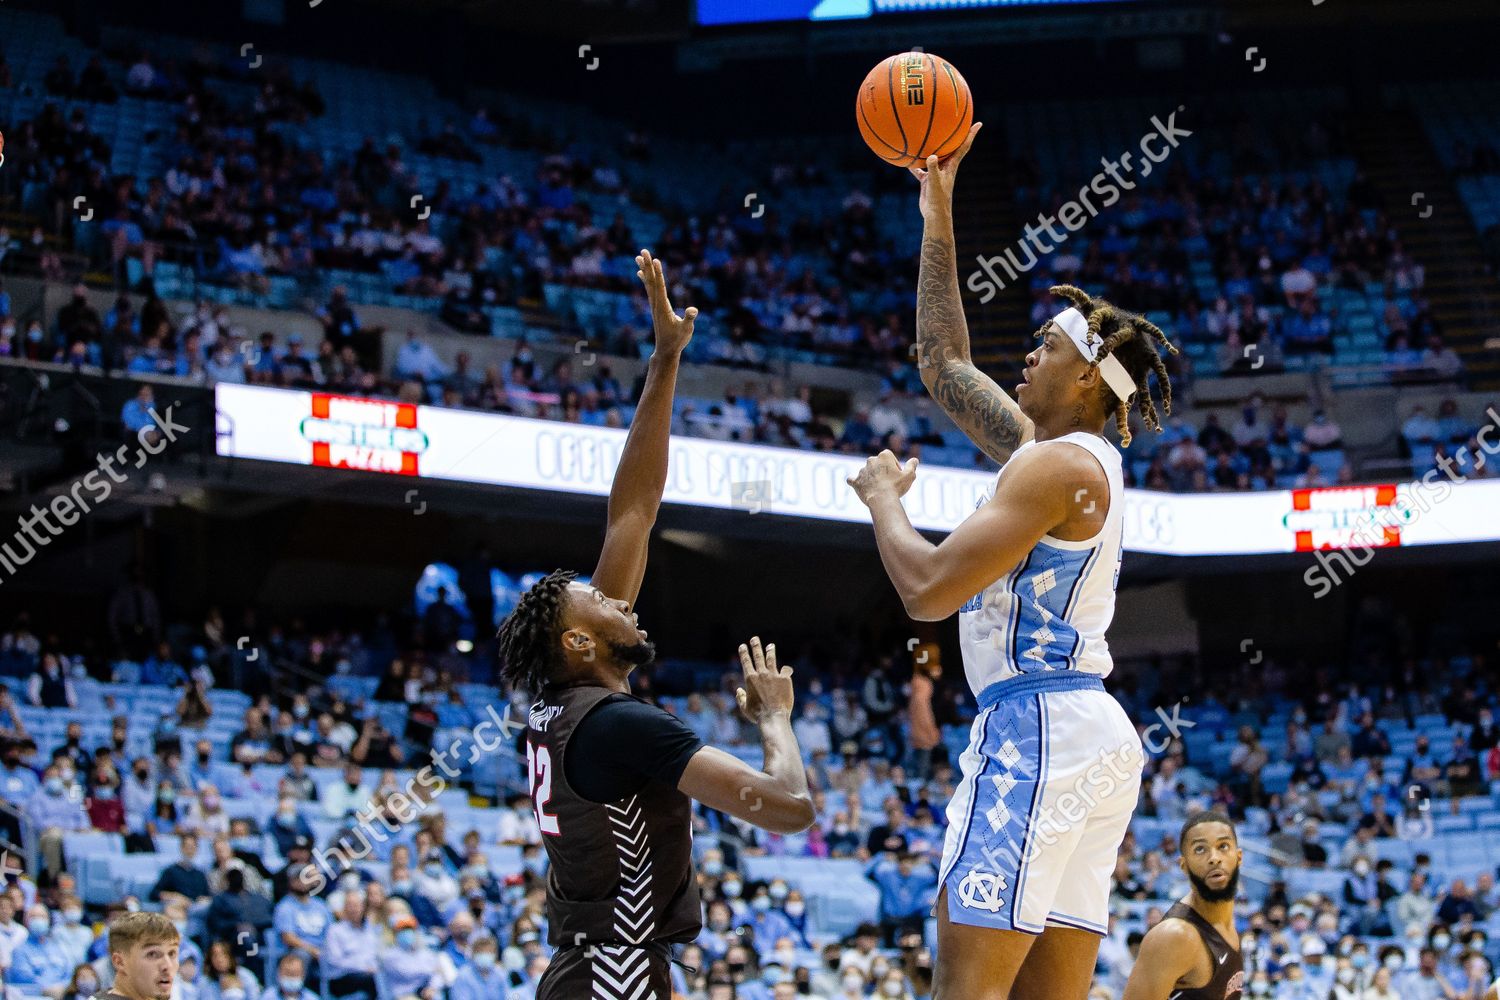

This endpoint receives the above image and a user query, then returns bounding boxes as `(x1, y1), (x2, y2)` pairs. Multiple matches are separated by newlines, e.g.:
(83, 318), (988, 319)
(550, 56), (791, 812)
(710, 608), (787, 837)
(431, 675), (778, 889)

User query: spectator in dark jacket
(149, 832), (210, 903)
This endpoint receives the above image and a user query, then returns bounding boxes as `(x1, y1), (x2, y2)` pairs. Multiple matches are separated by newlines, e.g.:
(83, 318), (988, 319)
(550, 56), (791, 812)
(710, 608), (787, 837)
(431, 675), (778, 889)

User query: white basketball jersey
(957, 431), (1124, 695)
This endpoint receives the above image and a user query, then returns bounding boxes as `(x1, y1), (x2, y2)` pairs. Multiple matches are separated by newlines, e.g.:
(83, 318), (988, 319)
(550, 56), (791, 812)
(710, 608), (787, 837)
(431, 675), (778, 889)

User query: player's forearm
(866, 492), (944, 620)
(606, 351), (680, 525)
(756, 711), (814, 832)
(916, 217), (1028, 465)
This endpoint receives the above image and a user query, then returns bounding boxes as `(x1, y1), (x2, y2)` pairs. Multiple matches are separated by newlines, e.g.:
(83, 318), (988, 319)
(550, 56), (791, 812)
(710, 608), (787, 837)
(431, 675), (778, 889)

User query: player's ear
(561, 628), (594, 655)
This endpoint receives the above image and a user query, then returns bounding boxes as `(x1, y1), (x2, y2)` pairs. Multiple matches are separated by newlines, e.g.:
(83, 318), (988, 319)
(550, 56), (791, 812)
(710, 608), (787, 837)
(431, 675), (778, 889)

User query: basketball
(856, 51), (973, 168)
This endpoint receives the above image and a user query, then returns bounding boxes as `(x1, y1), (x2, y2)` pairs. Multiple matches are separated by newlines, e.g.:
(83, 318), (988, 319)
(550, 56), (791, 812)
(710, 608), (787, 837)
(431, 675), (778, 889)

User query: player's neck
(1032, 410), (1106, 443)
(107, 979), (152, 1000)
(1187, 892), (1235, 929)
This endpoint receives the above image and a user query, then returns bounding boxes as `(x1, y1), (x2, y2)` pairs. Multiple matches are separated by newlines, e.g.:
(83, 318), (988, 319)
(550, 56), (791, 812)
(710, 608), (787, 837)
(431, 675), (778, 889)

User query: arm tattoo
(916, 233), (1025, 465)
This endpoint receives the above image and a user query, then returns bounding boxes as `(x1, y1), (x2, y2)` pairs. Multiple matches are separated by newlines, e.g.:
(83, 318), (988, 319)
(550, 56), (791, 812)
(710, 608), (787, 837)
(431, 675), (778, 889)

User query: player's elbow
(765, 794), (816, 835)
(902, 585), (956, 622)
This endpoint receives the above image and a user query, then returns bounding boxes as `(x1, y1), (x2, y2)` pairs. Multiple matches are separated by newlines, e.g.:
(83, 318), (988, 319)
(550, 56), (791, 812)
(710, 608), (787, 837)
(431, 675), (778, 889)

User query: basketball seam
(912, 53), (939, 163)
(858, 97), (910, 162)
(886, 56), (910, 158)
(931, 60), (971, 157)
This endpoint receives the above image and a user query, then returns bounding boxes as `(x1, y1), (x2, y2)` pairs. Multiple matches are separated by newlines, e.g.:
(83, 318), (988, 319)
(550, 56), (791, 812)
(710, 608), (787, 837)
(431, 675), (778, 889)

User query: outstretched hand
(635, 249), (697, 358)
(736, 635), (794, 724)
(909, 122), (982, 221)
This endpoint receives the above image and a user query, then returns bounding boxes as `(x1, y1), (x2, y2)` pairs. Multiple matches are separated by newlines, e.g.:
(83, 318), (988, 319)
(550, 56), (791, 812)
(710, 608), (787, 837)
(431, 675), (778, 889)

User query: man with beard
(1123, 811), (1244, 1000)
(497, 251), (815, 1000)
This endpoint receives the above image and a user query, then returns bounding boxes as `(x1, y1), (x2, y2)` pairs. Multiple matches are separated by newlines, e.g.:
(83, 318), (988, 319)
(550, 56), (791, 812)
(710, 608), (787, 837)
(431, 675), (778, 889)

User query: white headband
(1053, 307), (1137, 402)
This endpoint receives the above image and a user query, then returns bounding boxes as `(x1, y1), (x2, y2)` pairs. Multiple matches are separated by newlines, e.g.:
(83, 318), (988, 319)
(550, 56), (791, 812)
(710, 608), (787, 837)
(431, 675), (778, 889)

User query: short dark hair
(496, 569), (576, 696)
(1179, 810), (1236, 850)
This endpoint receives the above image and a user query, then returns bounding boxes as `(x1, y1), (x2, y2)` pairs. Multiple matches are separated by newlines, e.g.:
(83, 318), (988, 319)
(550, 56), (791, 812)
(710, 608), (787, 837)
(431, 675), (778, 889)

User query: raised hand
(908, 122), (981, 221)
(635, 249), (697, 358)
(736, 635), (794, 724)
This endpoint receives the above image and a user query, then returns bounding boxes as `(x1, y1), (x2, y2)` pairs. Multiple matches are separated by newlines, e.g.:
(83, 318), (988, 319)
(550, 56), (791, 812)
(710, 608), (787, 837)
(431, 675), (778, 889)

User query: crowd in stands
(1013, 133), (1467, 387)
(0, 39), (920, 378)
(2, 584), (1500, 1000)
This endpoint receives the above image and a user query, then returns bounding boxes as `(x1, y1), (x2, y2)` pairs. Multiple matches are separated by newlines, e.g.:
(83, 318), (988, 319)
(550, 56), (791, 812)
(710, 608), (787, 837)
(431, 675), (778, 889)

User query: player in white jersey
(847, 123), (1178, 1000)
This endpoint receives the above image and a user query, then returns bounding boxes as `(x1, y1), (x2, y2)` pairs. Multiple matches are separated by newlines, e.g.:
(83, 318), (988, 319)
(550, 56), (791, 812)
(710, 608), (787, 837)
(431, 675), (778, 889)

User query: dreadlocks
(496, 568), (576, 697)
(1046, 284), (1178, 447)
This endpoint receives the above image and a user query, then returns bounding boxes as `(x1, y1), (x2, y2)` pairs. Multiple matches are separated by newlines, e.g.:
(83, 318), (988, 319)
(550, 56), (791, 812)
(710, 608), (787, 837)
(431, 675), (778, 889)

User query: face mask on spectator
(1337, 969), (1355, 985)
(1433, 935), (1451, 950)
(749, 895), (770, 913)
(721, 880), (741, 899)
(503, 947), (526, 971)
(223, 991), (246, 1000)
(843, 974), (864, 993)
(424, 863), (444, 878)
(1353, 860), (1370, 876)
(702, 859), (724, 878)
(1384, 954), (1403, 970)
(77, 977), (98, 996)
(232, 836), (258, 852)
(278, 978), (302, 995)
(27, 918), (49, 937)
(762, 967), (783, 986)
(45, 777), (64, 796)
(63, 908), (82, 924)
(768, 882), (789, 902)
(395, 929), (416, 950)
(785, 901), (805, 919)
(472, 952), (496, 972)
(1352, 952), (1369, 969)
(882, 981), (903, 997)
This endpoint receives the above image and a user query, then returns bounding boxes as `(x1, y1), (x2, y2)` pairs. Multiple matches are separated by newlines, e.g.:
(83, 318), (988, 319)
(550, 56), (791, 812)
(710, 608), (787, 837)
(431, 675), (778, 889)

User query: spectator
(260, 954), (317, 1000)
(377, 916), (448, 1000)
(448, 936), (504, 1000)
(27, 654), (75, 710)
(8, 905), (72, 996)
(205, 867), (273, 957)
(865, 853), (937, 946)
(272, 867), (332, 967)
(150, 832), (210, 904)
(322, 764), (370, 820)
(323, 891), (378, 1000)
(27, 764), (89, 879)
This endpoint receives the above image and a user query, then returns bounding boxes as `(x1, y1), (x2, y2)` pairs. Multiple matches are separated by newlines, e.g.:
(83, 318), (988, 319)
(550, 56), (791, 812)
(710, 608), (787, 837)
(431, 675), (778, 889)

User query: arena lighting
(216, 384), (1500, 557)
(455, 639), (475, 653)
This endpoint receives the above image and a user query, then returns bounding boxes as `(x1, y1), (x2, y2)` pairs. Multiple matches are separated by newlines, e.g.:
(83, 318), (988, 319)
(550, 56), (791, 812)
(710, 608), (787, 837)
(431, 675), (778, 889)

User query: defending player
(497, 251), (814, 1000)
(847, 123), (1177, 1000)
(1123, 811), (1244, 1000)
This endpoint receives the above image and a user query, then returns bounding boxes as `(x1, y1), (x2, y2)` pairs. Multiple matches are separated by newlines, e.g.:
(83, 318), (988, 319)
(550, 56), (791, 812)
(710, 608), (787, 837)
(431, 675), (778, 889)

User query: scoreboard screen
(697, 0), (1139, 27)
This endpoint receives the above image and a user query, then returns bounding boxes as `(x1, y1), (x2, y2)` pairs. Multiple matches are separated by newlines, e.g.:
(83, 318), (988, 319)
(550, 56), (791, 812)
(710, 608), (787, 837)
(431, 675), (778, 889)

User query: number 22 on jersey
(526, 742), (562, 835)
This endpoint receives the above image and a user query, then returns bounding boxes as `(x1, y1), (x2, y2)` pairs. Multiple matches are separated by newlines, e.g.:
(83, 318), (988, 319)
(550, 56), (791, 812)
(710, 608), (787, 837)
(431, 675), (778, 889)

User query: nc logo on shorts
(957, 869), (1008, 913)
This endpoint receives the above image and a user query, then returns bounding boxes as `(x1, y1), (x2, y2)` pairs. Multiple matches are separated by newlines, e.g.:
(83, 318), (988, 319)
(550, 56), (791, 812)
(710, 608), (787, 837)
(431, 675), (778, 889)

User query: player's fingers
(952, 121), (982, 162)
(738, 642), (754, 677)
(907, 165), (926, 182)
(762, 642), (777, 673)
(750, 635), (767, 674)
(735, 688), (747, 712)
(903, 457), (919, 476)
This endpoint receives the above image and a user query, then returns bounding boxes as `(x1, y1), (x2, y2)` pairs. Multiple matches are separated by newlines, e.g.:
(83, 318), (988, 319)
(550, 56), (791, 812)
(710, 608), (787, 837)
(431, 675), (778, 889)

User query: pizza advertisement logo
(1283, 484), (1407, 552)
(299, 394), (428, 475)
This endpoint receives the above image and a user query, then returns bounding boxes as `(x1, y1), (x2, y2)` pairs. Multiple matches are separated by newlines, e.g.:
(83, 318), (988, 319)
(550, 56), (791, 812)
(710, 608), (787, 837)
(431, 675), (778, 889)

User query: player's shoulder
(1141, 912), (1206, 951)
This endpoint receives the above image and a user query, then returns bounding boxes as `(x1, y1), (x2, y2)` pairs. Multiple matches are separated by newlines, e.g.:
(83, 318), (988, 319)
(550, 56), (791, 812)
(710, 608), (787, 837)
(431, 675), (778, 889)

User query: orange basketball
(856, 52), (973, 169)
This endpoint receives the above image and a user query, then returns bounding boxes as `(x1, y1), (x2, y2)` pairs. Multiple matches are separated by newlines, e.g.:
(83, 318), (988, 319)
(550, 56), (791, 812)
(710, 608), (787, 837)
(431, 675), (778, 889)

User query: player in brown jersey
(1123, 811), (1244, 1000)
(497, 250), (815, 1000)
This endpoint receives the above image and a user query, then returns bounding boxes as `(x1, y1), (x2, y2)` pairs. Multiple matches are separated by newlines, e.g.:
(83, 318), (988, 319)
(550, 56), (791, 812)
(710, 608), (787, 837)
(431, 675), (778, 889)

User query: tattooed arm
(909, 124), (1034, 465)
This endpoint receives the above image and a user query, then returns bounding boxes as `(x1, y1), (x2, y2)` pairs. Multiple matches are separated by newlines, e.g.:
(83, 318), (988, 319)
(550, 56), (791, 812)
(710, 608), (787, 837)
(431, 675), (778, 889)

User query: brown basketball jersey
(1164, 901), (1244, 1000)
(526, 684), (701, 949)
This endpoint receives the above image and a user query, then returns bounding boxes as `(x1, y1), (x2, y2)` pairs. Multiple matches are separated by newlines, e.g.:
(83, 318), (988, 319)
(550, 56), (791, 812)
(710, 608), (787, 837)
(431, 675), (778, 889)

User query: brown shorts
(536, 943), (673, 1000)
